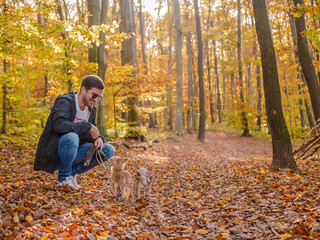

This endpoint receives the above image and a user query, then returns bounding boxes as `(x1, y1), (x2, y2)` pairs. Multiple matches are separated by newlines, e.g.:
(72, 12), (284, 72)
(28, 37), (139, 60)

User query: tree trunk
(253, 27), (262, 131)
(88, 0), (100, 63)
(287, 0), (315, 128)
(119, 0), (139, 128)
(184, 0), (193, 133)
(2, 59), (8, 134)
(214, 40), (222, 123)
(237, 0), (249, 136)
(139, 0), (148, 68)
(206, 0), (214, 125)
(96, 0), (110, 140)
(56, 0), (72, 91)
(298, 83), (306, 128)
(293, 0), (320, 121)
(166, 0), (174, 131)
(253, 0), (298, 170)
(173, 0), (183, 136)
(194, 0), (205, 143)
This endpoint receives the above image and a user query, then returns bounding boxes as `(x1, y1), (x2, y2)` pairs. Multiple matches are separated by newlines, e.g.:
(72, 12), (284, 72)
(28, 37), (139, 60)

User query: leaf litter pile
(1, 132), (320, 239)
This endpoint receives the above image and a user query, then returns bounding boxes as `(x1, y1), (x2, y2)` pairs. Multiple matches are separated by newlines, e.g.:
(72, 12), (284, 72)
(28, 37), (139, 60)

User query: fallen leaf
(281, 233), (292, 240)
(195, 229), (208, 234)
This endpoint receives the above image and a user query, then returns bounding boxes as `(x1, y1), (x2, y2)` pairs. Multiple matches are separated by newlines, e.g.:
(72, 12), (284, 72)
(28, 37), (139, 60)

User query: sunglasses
(92, 93), (102, 100)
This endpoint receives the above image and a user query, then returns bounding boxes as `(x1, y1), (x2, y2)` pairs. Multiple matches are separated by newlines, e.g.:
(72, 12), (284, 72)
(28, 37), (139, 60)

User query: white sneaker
(58, 176), (79, 189)
(72, 174), (81, 189)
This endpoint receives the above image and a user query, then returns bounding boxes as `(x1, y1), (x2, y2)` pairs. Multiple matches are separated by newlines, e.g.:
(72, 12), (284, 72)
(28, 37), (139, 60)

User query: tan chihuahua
(110, 157), (134, 203)
(135, 167), (154, 199)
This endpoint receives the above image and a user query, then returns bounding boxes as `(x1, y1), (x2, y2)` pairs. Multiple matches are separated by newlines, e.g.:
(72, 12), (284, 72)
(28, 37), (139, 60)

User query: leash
(95, 150), (111, 180)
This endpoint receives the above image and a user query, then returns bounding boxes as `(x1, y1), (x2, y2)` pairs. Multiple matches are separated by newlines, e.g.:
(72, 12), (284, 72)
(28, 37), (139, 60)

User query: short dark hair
(81, 75), (104, 91)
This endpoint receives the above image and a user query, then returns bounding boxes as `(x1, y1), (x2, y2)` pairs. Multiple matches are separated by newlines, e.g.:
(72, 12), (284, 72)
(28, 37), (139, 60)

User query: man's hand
(89, 125), (100, 139)
(94, 137), (104, 150)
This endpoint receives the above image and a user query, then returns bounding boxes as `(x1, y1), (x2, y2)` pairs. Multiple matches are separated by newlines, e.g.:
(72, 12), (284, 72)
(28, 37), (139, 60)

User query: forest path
(1, 131), (319, 239)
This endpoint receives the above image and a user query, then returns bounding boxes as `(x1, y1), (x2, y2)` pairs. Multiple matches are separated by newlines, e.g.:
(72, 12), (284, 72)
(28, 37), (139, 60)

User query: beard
(81, 94), (92, 111)
(82, 94), (89, 107)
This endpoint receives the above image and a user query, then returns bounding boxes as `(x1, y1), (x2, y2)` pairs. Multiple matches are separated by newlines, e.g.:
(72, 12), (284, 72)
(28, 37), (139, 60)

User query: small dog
(110, 157), (134, 203)
(135, 167), (154, 199)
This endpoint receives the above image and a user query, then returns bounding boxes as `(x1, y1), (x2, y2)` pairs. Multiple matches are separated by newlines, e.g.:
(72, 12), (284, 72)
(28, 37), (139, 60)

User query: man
(34, 75), (115, 189)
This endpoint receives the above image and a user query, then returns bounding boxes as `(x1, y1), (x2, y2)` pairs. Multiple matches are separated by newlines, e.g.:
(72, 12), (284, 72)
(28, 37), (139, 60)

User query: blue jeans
(57, 132), (115, 182)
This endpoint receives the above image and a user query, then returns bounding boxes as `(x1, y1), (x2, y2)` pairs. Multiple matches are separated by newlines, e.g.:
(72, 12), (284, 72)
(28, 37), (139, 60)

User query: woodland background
(1, 0), (319, 144)
(1, 0), (320, 239)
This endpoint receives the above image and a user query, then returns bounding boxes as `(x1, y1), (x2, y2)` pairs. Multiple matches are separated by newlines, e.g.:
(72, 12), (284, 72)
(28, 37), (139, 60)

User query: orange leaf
(59, 232), (71, 238)
(291, 225), (309, 236)
(137, 233), (152, 238)
(69, 222), (77, 232)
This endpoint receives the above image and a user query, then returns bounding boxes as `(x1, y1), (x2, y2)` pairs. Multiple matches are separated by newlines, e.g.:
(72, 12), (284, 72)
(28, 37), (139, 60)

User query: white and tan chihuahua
(135, 167), (154, 199)
(110, 157), (134, 203)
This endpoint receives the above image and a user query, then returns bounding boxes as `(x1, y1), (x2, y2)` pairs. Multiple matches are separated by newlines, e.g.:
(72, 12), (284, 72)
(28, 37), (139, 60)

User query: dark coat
(34, 92), (104, 174)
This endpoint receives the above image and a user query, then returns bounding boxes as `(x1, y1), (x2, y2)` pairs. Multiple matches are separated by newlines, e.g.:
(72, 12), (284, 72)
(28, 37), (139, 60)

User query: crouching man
(34, 75), (115, 189)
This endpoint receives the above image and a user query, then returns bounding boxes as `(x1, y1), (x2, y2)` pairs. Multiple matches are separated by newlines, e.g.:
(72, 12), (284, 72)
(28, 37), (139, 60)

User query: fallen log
(114, 139), (159, 150)
(294, 119), (320, 160)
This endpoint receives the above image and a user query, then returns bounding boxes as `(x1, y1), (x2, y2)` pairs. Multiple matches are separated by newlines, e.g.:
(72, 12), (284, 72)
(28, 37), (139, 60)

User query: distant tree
(205, 0), (215, 125)
(138, 0), (148, 68)
(2, 60), (8, 134)
(293, 0), (320, 121)
(55, 0), (72, 91)
(184, 0), (193, 133)
(237, 0), (249, 136)
(253, 0), (298, 170)
(173, 0), (183, 136)
(194, 0), (205, 143)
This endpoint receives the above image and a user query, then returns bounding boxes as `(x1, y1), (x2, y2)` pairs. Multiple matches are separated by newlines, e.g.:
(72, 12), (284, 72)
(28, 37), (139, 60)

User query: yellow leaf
(41, 234), (49, 240)
(25, 215), (33, 222)
(99, 231), (109, 236)
(129, 219), (139, 224)
(221, 232), (231, 237)
(281, 233), (292, 240)
(260, 170), (266, 174)
(13, 214), (19, 223)
(195, 229), (208, 234)
(96, 236), (108, 240)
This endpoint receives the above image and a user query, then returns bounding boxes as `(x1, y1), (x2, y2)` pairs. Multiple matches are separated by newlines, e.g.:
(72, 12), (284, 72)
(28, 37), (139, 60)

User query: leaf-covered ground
(1, 131), (320, 239)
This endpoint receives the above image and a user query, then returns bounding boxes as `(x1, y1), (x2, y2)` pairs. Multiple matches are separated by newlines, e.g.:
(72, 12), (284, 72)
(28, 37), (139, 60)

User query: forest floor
(1, 131), (320, 239)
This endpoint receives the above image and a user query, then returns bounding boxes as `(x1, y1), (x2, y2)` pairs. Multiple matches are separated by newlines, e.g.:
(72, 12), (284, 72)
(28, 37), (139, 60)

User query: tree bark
(55, 0), (72, 91)
(237, 0), (249, 136)
(139, 0), (148, 68)
(184, 0), (193, 133)
(119, 0), (139, 128)
(97, 0), (110, 140)
(166, 0), (174, 131)
(253, 0), (298, 170)
(88, 0), (100, 63)
(2, 59), (8, 134)
(194, 0), (205, 143)
(214, 40), (222, 123)
(293, 0), (320, 121)
(206, 0), (214, 125)
(287, 0), (315, 128)
(173, 0), (183, 136)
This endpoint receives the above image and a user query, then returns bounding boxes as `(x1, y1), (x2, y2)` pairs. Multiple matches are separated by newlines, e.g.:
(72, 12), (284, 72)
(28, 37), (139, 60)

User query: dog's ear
(147, 171), (154, 178)
(121, 158), (128, 167)
(109, 156), (120, 165)
(135, 172), (141, 180)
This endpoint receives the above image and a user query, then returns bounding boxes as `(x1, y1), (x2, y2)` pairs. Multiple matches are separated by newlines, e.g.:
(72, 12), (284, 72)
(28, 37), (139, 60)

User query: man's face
(82, 87), (103, 107)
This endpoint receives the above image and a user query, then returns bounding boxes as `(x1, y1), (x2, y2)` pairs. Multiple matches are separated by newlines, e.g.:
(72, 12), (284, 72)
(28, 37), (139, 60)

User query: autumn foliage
(1, 132), (320, 239)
